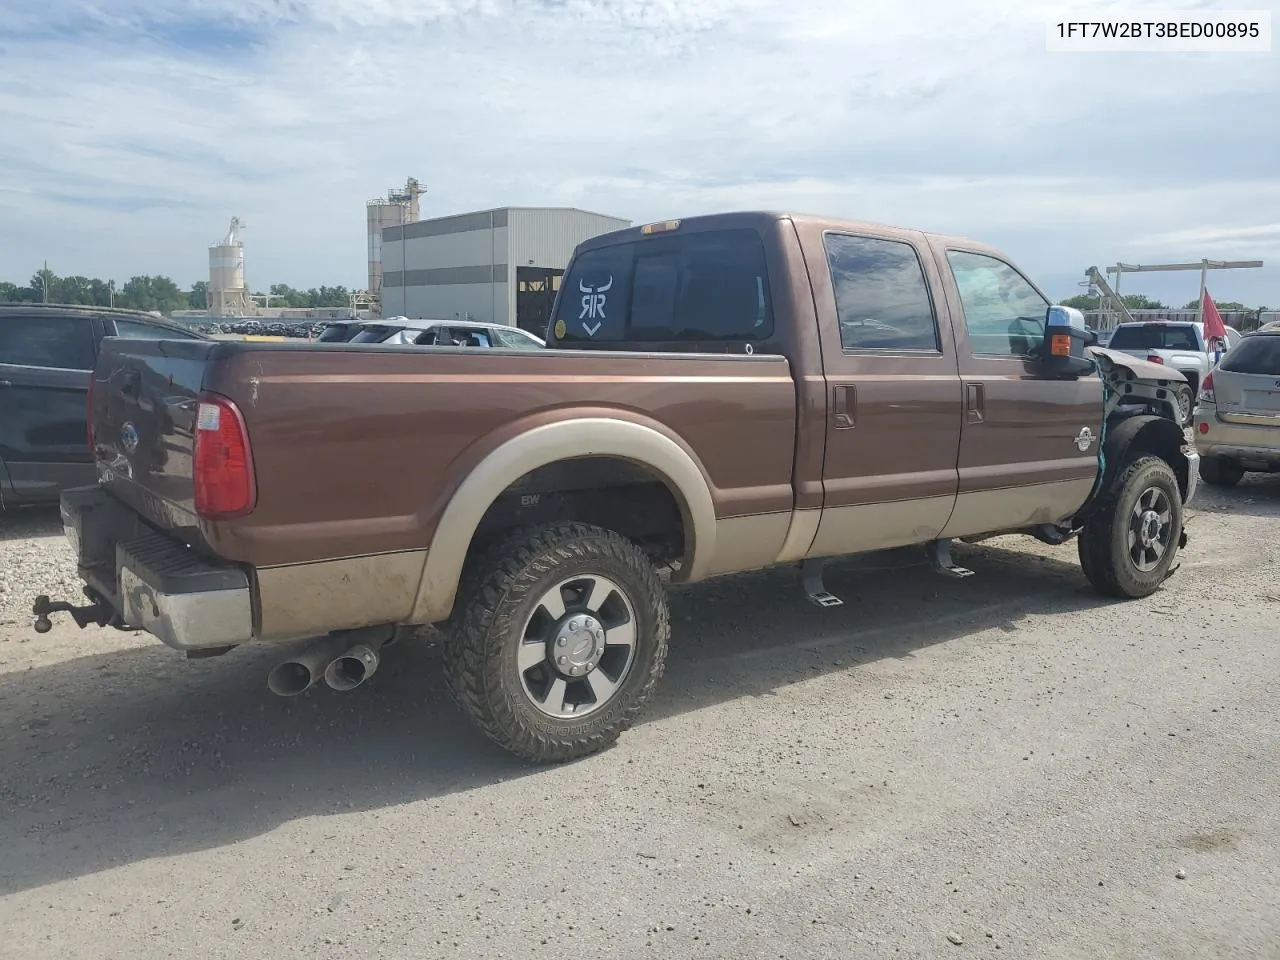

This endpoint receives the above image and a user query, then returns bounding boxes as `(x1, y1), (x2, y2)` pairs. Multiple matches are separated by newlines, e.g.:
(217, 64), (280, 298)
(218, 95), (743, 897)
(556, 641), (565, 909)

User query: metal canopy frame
(1104, 259), (1264, 324)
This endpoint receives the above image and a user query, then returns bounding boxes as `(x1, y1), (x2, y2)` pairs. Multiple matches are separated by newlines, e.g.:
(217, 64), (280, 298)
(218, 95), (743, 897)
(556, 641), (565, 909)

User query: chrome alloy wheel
(1129, 485), (1173, 572)
(517, 574), (638, 719)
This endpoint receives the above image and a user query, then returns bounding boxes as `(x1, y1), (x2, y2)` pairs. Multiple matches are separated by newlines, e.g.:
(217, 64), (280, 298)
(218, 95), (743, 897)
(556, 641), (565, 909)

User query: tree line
(0, 269), (354, 315)
(1059, 293), (1260, 313)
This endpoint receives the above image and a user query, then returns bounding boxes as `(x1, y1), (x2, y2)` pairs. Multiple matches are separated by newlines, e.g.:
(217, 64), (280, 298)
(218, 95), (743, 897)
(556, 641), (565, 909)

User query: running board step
(926, 539), (975, 579)
(801, 559), (844, 607)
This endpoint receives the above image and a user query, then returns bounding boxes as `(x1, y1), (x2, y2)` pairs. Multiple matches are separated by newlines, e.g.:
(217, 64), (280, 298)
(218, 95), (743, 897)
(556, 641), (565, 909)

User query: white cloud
(0, 0), (1275, 303)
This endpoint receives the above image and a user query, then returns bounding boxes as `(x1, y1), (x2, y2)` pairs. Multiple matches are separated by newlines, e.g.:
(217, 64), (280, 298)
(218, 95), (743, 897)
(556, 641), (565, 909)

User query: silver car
(1193, 329), (1280, 486)
(349, 317), (545, 349)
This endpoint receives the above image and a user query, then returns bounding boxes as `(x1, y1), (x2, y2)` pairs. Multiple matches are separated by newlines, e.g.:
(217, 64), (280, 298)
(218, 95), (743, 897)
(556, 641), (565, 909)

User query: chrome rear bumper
(60, 486), (253, 651)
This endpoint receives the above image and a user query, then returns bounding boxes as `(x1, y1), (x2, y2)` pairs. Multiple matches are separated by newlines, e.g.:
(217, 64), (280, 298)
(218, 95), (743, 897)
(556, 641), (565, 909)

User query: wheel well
(1100, 415), (1190, 502)
(469, 456), (687, 568)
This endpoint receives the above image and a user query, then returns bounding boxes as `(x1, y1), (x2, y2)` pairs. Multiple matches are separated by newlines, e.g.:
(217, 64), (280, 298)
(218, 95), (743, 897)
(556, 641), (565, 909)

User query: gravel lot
(2, 478), (1279, 959)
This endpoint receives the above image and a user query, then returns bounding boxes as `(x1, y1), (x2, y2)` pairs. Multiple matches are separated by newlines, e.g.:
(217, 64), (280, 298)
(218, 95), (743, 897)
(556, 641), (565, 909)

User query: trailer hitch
(31, 591), (117, 633)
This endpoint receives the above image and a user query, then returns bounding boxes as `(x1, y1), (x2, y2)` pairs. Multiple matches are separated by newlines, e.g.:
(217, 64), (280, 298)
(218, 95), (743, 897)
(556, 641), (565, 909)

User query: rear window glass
(0, 315), (96, 369)
(1220, 335), (1280, 375)
(318, 323), (360, 342)
(551, 228), (772, 345)
(350, 326), (398, 343)
(1107, 324), (1202, 351)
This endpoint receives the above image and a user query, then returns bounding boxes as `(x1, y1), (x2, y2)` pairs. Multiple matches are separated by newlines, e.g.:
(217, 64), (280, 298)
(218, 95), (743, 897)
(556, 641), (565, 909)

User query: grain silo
(209, 217), (253, 317)
(367, 177), (422, 297)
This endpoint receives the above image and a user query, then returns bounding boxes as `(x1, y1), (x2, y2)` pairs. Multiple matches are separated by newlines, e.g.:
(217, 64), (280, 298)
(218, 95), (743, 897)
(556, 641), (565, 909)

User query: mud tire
(1078, 455), (1183, 599)
(1199, 456), (1244, 488)
(443, 522), (669, 763)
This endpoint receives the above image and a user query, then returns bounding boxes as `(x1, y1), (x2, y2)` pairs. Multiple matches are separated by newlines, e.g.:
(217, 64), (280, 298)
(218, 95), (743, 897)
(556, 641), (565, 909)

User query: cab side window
(946, 251), (1049, 358)
(823, 234), (940, 352)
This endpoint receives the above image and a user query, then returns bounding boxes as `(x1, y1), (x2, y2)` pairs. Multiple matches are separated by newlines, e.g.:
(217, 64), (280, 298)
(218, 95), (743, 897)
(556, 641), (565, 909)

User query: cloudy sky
(1, 0), (1276, 305)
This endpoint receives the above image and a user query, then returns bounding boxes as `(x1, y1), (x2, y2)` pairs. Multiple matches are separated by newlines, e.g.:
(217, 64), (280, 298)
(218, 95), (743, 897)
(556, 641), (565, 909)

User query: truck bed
(91, 338), (799, 568)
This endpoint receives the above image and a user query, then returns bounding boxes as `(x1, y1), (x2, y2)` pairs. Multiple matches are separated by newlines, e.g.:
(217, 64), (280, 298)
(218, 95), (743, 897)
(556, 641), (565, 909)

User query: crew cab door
(929, 244), (1104, 537)
(796, 225), (963, 558)
(0, 311), (101, 503)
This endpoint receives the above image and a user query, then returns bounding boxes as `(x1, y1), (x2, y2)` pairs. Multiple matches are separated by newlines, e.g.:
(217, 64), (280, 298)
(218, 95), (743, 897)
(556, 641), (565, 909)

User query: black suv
(0, 304), (205, 509)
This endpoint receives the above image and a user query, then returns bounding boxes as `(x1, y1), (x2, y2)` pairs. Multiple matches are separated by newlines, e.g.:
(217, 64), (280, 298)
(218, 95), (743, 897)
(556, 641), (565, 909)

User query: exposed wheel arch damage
(1077, 414), (1191, 523)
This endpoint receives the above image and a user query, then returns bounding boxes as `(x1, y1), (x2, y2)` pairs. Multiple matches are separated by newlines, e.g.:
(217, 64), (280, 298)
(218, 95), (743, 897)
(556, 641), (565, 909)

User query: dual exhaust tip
(267, 628), (390, 698)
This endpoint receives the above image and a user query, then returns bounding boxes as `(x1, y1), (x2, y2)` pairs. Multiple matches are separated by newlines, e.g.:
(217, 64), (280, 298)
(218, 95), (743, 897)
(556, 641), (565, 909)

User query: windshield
(1107, 324), (1202, 351)
(490, 326), (543, 349)
(1220, 335), (1280, 375)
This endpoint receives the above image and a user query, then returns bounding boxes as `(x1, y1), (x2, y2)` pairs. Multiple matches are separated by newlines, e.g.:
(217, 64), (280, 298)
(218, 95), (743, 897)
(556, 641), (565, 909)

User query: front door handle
(832, 384), (855, 430)
(966, 382), (985, 423)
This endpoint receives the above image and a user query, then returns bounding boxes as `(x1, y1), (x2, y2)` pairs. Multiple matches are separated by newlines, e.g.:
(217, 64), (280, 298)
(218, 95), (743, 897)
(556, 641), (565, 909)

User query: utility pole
(42, 259), (49, 303)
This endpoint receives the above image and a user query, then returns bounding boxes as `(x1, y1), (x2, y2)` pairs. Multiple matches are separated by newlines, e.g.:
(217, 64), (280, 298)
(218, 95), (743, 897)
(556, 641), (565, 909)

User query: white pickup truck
(1105, 320), (1241, 424)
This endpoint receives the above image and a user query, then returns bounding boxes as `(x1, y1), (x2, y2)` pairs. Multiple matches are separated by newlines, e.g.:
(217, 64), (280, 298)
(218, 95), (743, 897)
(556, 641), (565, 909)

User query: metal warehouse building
(379, 207), (630, 335)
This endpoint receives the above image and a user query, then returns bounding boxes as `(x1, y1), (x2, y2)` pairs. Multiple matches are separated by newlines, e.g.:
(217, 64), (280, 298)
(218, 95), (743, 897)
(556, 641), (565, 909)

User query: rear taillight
(86, 373), (95, 453)
(193, 394), (256, 518)
(1199, 371), (1215, 404)
(1146, 354), (1163, 365)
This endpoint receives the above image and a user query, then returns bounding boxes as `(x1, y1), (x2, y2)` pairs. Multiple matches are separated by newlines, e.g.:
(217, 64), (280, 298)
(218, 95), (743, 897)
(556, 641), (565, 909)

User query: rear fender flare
(408, 417), (718, 625)
(1079, 414), (1190, 520)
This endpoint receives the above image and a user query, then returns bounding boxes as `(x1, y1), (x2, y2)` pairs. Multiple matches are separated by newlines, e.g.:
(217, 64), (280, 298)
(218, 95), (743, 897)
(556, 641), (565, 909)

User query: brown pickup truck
(37, 211), (1198, 763)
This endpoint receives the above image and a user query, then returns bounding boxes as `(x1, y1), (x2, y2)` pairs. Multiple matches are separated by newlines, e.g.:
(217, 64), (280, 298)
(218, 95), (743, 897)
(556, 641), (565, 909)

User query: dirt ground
(1, 477), (1278, 959)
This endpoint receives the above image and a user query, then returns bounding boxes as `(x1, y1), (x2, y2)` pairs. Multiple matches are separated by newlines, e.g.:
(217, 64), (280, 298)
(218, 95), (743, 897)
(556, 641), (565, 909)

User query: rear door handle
(832, 384), (855, 430)
(966, 382), (985, 423)
(0, 380), (11, 388)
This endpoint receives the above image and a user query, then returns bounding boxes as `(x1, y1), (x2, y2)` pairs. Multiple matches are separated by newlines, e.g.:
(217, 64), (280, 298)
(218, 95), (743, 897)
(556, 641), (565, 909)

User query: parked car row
(0, 304), (206, 509)
(1096, 317), (1280, 487)
(1, 305), (552, 510)
(318, 316), (545, 349)
(195, 319), (329, 338)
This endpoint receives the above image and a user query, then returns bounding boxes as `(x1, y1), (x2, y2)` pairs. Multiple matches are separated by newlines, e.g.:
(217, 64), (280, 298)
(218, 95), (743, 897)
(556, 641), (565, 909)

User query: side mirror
(1040, 305), (1094, 379)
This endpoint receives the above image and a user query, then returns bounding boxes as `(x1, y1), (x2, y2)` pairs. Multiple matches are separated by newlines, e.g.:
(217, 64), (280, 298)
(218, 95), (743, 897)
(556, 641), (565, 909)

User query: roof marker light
(640, 220), (681, 236)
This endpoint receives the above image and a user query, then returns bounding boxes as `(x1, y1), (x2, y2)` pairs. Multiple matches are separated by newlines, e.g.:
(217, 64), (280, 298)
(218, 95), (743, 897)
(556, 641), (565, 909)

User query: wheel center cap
(553, 614), (606, 677)
(1139, 510), (1161, 547)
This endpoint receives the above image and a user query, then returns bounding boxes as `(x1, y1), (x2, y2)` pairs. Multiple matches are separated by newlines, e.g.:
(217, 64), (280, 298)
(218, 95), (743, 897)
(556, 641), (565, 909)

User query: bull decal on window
(578, 276), (613, 336)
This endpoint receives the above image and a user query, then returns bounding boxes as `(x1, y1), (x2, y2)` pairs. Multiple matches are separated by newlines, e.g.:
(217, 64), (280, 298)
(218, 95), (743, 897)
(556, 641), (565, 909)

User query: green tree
(0, 281), (32, 303)
(188, 280), (209, 310)
(55, 275), (96, 304)
(1182, 298), (1246, 311)
(88, 279), (114, 306)
(116, 275), (187, 314)
(1058, 293), (1168, 311)
(29, 268), (57, 302)
(1120, 294), (1168, 310)
(316, 285), (350, 307)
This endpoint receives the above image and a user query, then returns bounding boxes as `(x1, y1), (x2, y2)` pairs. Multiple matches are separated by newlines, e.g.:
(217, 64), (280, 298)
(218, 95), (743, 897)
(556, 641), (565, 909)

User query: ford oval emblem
(121, 421), (140, 454)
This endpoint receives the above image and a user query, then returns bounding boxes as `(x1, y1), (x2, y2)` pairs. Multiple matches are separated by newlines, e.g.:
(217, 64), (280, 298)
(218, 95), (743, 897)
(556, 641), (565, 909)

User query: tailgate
(92, 337), (221, 537)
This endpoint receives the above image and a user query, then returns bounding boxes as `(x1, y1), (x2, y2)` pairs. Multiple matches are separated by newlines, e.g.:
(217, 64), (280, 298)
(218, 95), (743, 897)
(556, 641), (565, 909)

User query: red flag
(1202, 289), (1228, 343)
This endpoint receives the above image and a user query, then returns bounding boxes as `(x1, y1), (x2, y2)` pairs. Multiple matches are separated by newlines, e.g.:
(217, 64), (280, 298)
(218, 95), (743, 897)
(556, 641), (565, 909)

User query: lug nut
(558, 637), (566, 647)
(569, 619), (579, 630)
(558, 656), (567, 665)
